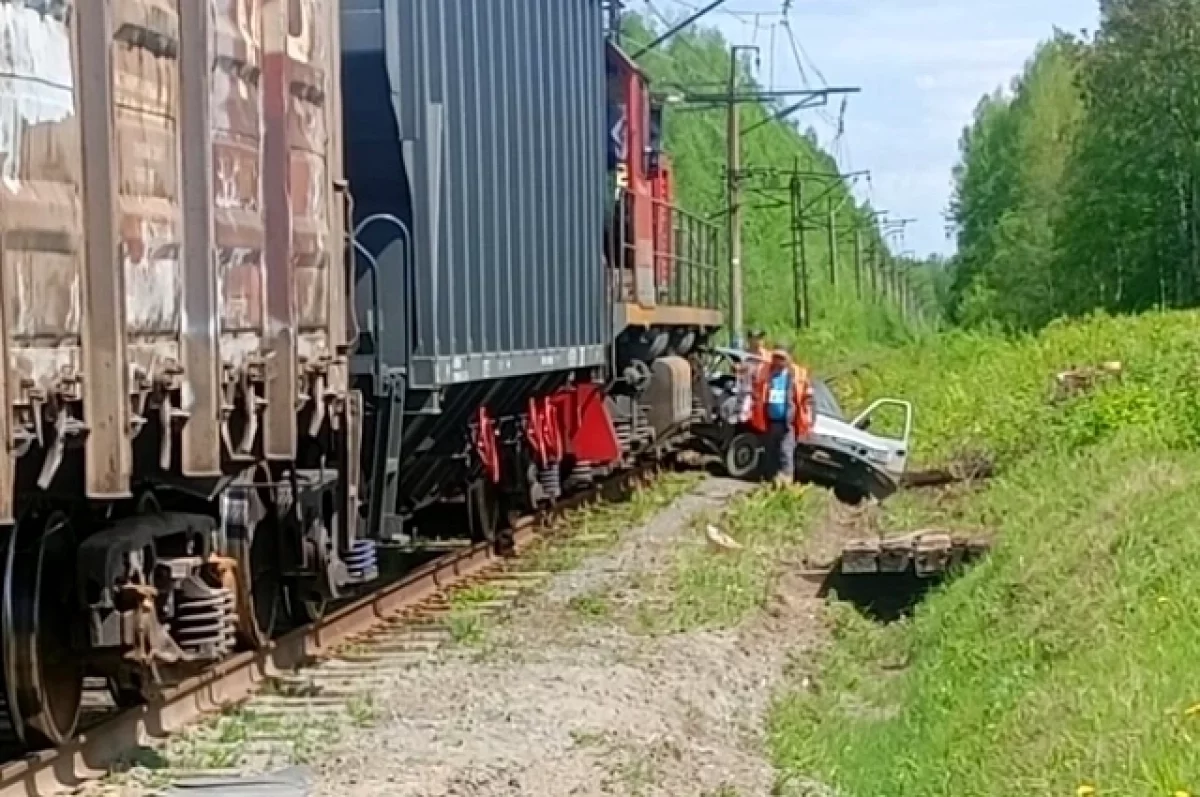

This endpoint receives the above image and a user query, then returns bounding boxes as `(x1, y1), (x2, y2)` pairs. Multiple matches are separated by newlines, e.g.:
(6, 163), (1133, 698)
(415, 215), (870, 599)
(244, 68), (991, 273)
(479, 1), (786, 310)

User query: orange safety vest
(749, 361), (813, 436)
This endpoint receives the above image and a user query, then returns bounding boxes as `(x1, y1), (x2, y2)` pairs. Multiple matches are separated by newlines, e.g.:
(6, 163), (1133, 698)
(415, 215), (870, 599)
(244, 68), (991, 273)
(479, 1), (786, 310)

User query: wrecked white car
(692, 347), (913, 503)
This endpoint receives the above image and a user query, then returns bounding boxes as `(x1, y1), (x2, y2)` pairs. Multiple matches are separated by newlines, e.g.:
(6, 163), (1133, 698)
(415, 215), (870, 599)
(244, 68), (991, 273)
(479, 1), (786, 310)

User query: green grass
(769, 310), (1200, 796)
(772, 442), (1200, 795)
(635, 485), (819, 634)
(447, 609), (487, 645)
(137, 705), (344, 775)
(810, 309), (1200, 470)
(345, 692), (379, 728)
(445, 584), (504, 645)
(442, 472), (702, 647)
(450, 584), (502, 609)
(569, 591), (613, 620)
(522, 472), (702, 575)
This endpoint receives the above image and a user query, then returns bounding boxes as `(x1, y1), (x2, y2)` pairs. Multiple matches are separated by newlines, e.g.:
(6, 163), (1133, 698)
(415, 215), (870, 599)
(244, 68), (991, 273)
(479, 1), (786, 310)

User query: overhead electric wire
(779, 16), (810, 86)
(780, 16), (827, 86)
(638, 0), (869, 220)
(654, 0), (774, 26)
(756, 5), (844, 152)
(643, 0), (729, 84)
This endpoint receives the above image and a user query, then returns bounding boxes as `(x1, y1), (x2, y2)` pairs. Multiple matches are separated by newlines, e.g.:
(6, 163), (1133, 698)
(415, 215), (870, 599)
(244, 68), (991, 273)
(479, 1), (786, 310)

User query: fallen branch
(901, 455), (995, 489)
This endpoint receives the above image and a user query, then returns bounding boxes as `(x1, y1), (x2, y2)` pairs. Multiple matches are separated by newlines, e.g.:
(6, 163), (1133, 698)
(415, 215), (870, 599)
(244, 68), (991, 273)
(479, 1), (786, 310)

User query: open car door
(848, 399), (914, 480)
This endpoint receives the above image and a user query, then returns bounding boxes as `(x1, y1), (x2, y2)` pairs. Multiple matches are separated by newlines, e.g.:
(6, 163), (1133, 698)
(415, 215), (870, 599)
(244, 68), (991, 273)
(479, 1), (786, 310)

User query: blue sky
(634, 0), (1099, 256)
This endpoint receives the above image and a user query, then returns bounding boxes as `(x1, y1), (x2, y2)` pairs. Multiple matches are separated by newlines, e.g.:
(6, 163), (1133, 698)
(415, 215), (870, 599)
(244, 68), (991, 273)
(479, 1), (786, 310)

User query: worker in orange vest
(733, 330), (770, 422)
(748, 347), (814, 485)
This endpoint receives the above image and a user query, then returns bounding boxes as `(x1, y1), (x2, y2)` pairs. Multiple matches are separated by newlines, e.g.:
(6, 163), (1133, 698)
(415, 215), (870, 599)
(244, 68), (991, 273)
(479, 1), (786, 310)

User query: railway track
(0, 465), (661, 797)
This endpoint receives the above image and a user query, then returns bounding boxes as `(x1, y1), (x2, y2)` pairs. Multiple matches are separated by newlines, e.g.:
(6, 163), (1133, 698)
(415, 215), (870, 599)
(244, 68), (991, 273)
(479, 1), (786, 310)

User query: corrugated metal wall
(345, 0), (609, 389)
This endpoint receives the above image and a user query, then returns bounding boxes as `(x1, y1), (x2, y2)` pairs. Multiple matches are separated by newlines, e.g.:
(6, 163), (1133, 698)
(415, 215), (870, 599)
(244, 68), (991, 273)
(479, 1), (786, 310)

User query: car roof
(713, 346), (759, 361)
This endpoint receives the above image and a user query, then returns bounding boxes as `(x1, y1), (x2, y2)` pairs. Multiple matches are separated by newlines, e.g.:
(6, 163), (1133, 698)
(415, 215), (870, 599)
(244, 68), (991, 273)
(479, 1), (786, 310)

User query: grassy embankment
(770, 310), (1200, 796)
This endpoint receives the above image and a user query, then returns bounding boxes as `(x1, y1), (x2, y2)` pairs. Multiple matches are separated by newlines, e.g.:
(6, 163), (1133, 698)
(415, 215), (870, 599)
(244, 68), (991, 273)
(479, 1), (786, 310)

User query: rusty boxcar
(0, 0), (370, 749)
(0, 0), (724, 753)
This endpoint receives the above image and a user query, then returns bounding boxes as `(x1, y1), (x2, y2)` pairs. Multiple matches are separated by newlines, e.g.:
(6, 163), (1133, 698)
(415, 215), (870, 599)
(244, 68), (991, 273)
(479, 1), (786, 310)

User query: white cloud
(873, 168), (954, 203)
(833, 35), (1040, 68)
(915, 67), (1017, 94)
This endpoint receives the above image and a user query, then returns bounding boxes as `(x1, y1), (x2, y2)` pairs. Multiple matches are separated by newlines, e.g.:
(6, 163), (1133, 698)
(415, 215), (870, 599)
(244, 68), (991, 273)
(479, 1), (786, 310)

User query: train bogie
(0, 0), (368, 748)
(643, 356), (697, 438)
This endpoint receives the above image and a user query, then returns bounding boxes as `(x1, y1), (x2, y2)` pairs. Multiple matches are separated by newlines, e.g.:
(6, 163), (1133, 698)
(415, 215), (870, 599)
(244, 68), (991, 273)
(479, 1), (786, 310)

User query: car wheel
(724, 433), (762, 479)
(834, 484), (866, 506)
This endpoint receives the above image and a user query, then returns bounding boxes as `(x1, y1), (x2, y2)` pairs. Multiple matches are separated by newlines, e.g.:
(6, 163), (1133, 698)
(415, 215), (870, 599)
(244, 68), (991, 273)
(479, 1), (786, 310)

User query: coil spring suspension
(613, 419), (632, 451)
(173, 577), (237, 659)
(538, 463), (562, 499)
(636, 405), (654, 443)
(570, 460), (596, 485)
(344, 539), (379, 583)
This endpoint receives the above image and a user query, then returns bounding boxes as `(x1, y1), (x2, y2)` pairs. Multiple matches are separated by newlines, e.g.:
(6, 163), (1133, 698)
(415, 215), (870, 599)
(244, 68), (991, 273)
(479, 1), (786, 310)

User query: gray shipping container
(342, 0), (610, 390)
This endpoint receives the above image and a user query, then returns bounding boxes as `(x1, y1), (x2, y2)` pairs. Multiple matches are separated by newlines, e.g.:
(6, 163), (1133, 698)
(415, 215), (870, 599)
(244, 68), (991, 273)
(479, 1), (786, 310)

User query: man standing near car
(747, 329), (769, 360)
(733, 329), (770, 423)
(749, 348), (814, 486)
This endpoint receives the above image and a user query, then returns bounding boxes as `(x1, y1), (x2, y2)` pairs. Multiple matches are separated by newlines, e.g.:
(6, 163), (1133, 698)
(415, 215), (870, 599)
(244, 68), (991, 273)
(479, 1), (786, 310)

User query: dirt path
(92, 477), (874, 797)
(307, 477), (840, 797)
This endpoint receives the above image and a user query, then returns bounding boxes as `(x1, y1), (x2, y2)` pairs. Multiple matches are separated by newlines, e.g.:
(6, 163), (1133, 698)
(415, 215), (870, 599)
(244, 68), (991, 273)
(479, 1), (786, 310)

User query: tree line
(948, 0), (1200, 331)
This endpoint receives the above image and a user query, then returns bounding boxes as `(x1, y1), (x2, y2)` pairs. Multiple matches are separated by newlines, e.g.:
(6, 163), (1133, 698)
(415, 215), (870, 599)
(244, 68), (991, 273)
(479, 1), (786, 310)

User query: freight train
(0, 0), (721, 749)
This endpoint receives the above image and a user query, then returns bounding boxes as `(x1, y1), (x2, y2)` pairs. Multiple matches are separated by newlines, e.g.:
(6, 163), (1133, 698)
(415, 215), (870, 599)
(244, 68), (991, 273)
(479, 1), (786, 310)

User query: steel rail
(0, 464), (657, 796)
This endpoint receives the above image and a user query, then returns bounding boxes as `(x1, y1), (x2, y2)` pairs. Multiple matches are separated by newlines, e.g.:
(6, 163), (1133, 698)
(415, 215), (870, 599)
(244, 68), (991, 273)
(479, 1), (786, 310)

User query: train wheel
(285, 513), (332, 626)
(466, 479), (499, 544)
(106, 676), (143, 709)
(1, 509), (84, 747)
(285, 587), (327, 625)
(234, 514), (285, 649)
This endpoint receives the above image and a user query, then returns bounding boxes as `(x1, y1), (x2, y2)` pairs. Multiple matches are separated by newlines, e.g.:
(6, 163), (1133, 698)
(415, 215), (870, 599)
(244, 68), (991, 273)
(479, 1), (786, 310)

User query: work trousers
(765, 420), (796, 481)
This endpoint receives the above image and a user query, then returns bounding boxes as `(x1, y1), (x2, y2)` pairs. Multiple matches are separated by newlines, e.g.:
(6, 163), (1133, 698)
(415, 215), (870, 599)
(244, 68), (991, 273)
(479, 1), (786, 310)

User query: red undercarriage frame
(473, 383), (623, 484)
(473, 406), (502, 483)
